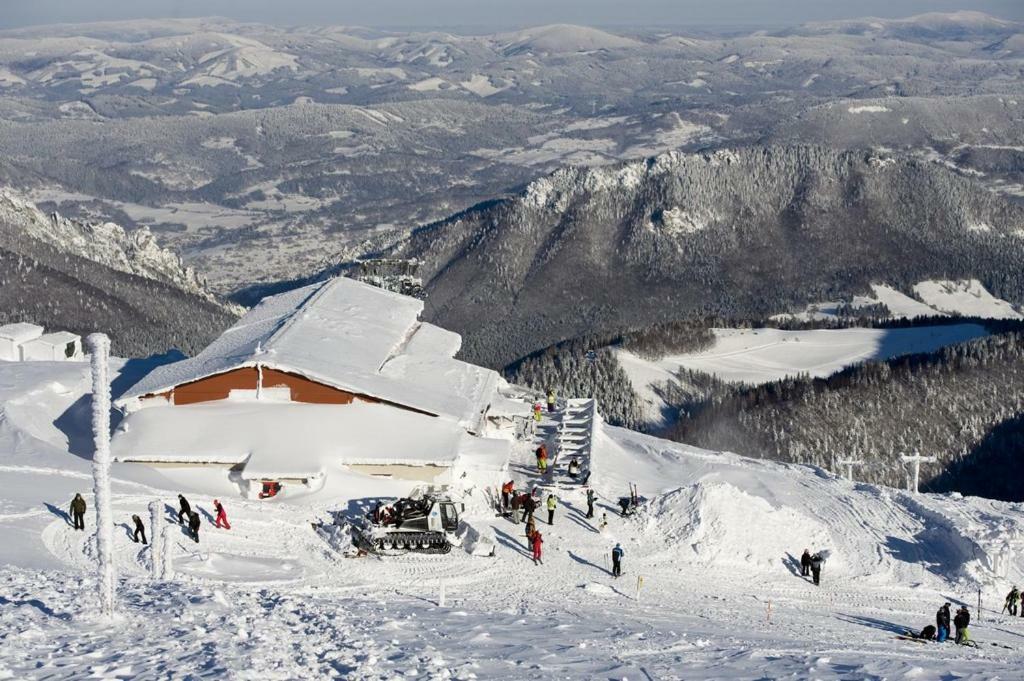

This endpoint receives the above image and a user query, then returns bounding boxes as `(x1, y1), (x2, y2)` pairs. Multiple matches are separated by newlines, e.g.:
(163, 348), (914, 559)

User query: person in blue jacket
(611, 543), (624, 578)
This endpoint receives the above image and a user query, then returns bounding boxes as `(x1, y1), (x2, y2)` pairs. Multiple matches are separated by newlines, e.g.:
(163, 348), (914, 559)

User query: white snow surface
(120, 277), (499, 429)
(2, 361), (1024, 677)
(617, 323), (990, 388)
(914, 280), (1023, 320)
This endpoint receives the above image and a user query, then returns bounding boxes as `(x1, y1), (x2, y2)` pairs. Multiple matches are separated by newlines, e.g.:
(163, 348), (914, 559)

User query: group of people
(1004, 586), (1024, 617)
(799, 549), (826, 586)
(66, 492), (231, 546)
(915, 603), (972, 644)
(531, 388), (558, 423)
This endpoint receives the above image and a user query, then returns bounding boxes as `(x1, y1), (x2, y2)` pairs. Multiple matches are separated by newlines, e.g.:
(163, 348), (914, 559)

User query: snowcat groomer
(357, 492), (461, 554)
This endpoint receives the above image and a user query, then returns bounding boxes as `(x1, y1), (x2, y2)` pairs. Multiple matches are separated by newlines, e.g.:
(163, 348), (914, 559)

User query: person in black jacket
(131, 514), (147, 544)
(953, 606), (970, 644)
(936, 603), (951, 642)
(187, 511), (201, 543)
(809, 553), (824, 585)
(69, 493), (87, 531)
(800, 549), (812, 577)
(177, 494), (192, 524)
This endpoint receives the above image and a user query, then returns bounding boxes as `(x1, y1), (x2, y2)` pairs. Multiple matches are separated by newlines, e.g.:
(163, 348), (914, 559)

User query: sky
(0, 0), (1022, 30)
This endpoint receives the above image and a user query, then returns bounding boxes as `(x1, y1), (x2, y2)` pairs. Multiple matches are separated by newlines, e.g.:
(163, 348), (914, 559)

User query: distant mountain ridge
(0, 189), (223, 307)
(386, 146), (1024, 368)
(0, 190), (235, 356)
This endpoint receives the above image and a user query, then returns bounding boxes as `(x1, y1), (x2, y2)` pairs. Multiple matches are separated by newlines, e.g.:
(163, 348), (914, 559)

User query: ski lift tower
(900, 451), (937, 494)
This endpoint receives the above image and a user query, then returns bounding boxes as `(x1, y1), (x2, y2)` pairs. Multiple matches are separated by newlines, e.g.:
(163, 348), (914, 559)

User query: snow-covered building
(111, 277), (515, 497)
(0, 323), (44, 361)
(20, 331), (84, 361)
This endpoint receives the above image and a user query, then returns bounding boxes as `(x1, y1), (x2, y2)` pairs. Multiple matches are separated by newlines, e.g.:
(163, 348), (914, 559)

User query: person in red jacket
(213, 499), (231, 529)
(531, 530), (544, 565)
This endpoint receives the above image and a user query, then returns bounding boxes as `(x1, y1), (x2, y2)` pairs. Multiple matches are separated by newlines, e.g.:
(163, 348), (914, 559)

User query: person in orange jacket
(501, 480), (514, 511)
(213, 499), (231, 530)
(531, 530), (544, 565)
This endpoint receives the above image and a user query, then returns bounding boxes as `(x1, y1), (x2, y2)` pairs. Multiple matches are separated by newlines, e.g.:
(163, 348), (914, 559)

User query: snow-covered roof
(26, 331), (80, 347)
(0, 322), (44, 343)
(118, 277), (499, 429)
(111, 400), (509, 479)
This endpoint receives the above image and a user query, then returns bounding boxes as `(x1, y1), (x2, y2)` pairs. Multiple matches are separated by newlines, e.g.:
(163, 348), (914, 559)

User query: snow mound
(174, 551), (304, 583)
(637, 481), (832, 572)
(581, 582), (616, 596)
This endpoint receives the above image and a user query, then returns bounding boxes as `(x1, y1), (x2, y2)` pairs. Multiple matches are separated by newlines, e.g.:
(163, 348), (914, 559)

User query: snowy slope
(914, 280), (1023, 320)
(3, 362), (1024, 677)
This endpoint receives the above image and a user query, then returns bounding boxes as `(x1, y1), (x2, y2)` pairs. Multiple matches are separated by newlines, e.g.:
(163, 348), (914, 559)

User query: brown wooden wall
(142, 365), (436, 414)
(262, 368), (374, 405)
(171, 367), (258, 405)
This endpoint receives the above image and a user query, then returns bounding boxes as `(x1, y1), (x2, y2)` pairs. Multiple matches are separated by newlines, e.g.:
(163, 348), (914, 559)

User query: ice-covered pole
(149, 500), (163, 579)
(88, 333), (116, 618)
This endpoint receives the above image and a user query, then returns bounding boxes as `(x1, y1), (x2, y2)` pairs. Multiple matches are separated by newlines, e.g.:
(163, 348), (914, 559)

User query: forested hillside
(391, 146), (1024, 368)
(666, 331), (1024, 500)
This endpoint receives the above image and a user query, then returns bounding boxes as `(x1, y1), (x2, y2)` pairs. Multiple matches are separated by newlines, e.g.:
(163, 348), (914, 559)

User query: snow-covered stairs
(554, 398), (597, 486)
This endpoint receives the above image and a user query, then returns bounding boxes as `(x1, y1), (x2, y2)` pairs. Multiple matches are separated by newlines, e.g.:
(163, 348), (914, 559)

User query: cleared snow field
(3, 360), (1024, 678)
(618, 324), (989, 388)
(914, 279), (1023, 320)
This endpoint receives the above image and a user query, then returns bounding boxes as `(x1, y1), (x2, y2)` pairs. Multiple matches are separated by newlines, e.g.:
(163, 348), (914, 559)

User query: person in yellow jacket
(546, 493), (558, 525)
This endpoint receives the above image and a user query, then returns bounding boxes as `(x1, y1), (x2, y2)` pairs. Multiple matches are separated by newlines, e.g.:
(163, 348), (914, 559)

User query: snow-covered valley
(3, 360), (1024, 679)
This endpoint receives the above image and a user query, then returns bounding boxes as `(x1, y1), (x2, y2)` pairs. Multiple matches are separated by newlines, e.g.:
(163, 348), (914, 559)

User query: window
(64, 342), (76, 358)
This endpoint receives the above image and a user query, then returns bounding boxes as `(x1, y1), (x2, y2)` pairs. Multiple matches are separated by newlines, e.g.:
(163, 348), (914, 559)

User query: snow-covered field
(3, 360), (1024, 679)
(617, 324), (990, 421)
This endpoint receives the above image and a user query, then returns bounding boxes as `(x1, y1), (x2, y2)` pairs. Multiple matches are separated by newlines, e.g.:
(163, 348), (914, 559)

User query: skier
(809, 552), (824, 586)
(953, 606), (970, 645)
(531, 530), (544, 565)
(536, 444), (548, 474)
(567, 458), (580, 480)
(177, 494), (192, 524)
(522, 494), (537, 524)
(800, 548), (812, 577)
(533, 403), (543, 422)
(1005, 587), (1020, 616)
(501, 480), (514, 511)
(914, 624), (936, 640)
(936, 603), (951, 642)
(611, 543), (624, 578)
(213, 499), (231, 529)
(131, 514), (147, 544)
(525, 514), (537, 544)
(69, 493), (87, 531)
(187, 510), (201, 543)
(546, 388), (556, 413)
(586, 487), (596, 519)
(546, 493), (558, 525)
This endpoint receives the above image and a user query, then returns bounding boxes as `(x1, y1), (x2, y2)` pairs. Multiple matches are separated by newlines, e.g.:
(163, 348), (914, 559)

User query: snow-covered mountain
(0, 190), (235, 356)
(385, 146), (1024, 368)
(0, 189), (220, 305)
(0, 14), (1022, 292)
